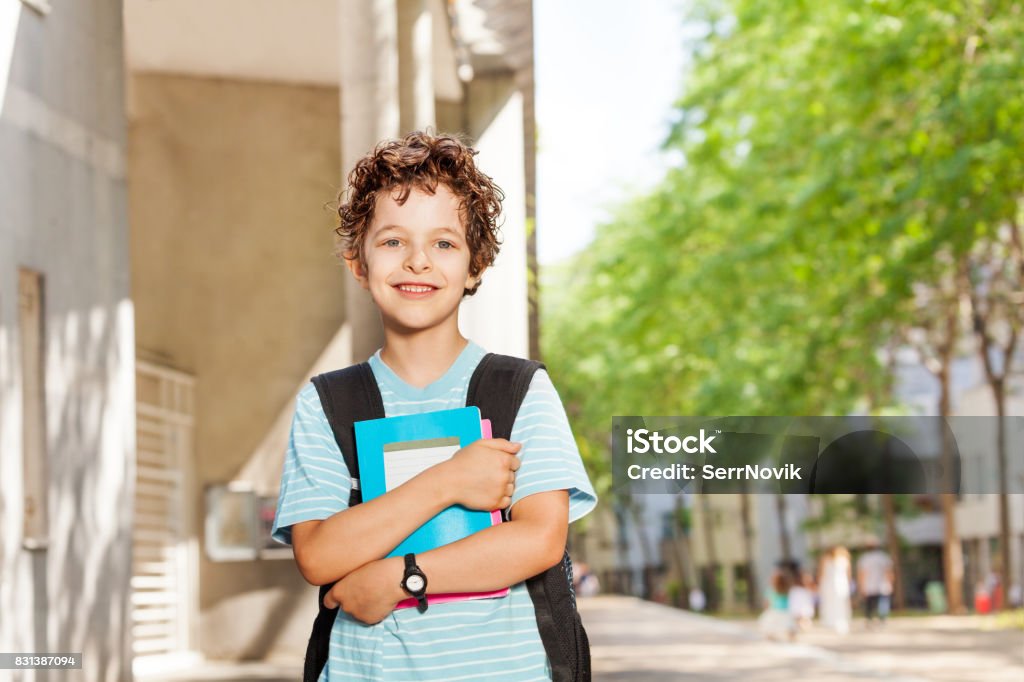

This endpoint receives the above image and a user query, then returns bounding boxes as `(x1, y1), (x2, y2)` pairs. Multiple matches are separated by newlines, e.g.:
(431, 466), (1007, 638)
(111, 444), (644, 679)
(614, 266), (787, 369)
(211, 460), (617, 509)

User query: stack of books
(354, 406), (508, 608)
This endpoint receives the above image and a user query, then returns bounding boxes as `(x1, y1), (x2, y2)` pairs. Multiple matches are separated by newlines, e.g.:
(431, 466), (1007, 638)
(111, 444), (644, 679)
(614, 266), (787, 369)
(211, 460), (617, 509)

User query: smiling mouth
(395, 284), (438, 293)
(392, 283), (441, 300)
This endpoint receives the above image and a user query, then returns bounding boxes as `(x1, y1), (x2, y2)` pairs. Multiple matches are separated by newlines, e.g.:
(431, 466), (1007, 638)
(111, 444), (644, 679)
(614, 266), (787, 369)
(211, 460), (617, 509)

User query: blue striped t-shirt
(272, 340), (598, 681)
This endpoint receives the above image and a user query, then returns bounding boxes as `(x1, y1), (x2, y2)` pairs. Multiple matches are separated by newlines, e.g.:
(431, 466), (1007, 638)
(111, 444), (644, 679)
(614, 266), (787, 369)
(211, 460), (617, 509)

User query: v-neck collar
(369, 339), (484, 399)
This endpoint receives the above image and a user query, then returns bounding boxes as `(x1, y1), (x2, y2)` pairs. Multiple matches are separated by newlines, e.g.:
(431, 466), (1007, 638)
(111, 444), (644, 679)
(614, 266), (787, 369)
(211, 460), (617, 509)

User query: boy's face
(346, 184), (477, 335)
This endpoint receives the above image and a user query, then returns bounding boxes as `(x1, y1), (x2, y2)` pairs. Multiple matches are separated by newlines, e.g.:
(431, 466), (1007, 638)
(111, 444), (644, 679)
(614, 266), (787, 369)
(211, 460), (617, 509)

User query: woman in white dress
(818, 546), (852, 634)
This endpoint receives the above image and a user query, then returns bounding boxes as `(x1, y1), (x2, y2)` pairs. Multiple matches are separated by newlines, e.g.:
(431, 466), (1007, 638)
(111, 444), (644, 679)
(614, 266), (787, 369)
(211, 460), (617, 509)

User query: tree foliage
(541, 0), (1024, 499)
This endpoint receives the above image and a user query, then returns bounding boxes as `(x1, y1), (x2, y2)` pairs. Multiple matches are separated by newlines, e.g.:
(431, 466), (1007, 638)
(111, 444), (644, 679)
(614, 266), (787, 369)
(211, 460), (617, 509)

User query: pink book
(395, 418), (510, 609)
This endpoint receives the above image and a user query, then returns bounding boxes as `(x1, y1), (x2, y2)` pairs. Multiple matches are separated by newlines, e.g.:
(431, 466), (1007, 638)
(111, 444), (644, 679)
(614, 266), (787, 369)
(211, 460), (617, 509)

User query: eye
(382, 238), (401, 248)
(436, 240), (455, 250)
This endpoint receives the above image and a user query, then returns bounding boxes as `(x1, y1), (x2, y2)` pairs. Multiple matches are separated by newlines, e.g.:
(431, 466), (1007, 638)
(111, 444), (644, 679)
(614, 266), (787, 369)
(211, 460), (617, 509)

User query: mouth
(393, 283), (439, 298)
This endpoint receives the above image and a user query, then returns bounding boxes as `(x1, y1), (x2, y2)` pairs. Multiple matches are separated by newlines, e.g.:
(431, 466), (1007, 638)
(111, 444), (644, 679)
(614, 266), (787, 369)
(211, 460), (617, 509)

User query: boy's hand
(439, 438), (522, 511)
(324, 556), (404, 625)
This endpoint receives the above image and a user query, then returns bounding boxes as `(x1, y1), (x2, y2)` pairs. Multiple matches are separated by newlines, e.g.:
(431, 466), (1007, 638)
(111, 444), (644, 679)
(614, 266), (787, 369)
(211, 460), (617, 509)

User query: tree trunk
(739, 488), (759, 611)
(964, 242), (1018, 611)
(995, 413), (1012, 611)
(775, 493), (792, 561)
(699, 493), (719, 609)
(521, 19), (540, 364)
(938, 357), (965, 614)
(615, 502), (630, 595)
(992, 382), (1012, 609)
(628, 500), (655, 600)
(668, 494), (692, 605)
(881, 494), (905, 610)
(569, 524), (588, 563)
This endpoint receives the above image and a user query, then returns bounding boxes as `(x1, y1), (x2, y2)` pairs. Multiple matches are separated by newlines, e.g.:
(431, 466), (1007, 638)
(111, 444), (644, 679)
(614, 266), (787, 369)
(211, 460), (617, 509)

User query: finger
(481, 438), (522, 453)
(505, 482), (514, 497)
(508, 453), (522, 471)
(323, 595), (338, 610)
(508, 470), (516, 484)
(499, 495), (512, 509)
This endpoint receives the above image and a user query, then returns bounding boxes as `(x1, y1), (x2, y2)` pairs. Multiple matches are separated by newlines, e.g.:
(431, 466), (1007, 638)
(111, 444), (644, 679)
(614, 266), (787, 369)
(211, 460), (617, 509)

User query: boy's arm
(323, 490), (568, 621)
(419, 489), (569, 591)
(290, 464), (451, 586)
(291, 438), (521, 586)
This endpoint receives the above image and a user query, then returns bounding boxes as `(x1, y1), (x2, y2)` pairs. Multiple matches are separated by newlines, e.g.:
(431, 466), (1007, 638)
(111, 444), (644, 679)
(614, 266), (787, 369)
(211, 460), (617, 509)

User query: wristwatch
(400, 553), (428, 612)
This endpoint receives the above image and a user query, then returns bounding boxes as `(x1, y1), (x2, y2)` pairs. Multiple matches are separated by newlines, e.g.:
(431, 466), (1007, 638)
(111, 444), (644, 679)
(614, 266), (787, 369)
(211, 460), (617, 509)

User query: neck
(379, 325), (469, 389)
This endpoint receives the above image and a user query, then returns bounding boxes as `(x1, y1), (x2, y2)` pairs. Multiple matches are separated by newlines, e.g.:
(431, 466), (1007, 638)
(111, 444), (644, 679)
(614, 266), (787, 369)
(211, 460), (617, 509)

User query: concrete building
(2, 1), (538, 678)
(1, 1), (135, 680)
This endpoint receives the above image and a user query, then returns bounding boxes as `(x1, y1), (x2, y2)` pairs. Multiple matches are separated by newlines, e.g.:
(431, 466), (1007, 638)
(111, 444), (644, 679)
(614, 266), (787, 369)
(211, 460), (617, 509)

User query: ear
(344, 252), (370, 290)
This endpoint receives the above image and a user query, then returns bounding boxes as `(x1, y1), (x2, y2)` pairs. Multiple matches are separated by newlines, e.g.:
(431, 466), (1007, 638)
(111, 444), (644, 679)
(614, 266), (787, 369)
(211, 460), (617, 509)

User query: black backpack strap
(467, 354), (591, 681)
(466, 352), (545, 442)
(303, 363), (386, 682)
(311, 362), (386, 506)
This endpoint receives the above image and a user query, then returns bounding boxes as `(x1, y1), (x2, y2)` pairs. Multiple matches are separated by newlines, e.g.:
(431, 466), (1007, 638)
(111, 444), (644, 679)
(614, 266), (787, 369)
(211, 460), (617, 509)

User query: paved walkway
(137, 659), (300, 682)
(580, 595), (1023, 681)
(139, 596), (1023, 681)
(794, 612), (1024, 682)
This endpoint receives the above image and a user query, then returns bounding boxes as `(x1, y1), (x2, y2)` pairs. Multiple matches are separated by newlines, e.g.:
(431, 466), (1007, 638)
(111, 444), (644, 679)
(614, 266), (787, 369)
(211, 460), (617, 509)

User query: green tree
(542, 0), (1024, 612)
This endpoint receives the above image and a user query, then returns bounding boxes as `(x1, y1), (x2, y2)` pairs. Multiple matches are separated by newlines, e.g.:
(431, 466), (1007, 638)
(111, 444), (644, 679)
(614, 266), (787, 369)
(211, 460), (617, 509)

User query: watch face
(405, 574), (425, 593)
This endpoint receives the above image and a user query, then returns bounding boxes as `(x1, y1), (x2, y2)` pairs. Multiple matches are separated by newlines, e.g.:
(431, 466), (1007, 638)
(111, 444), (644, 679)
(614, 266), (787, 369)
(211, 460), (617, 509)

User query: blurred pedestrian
(818, 546), (852, 634)
(856, 537), (894, 628)
(925, 579), (947, 613)
(1008, 582), (1023, 608)
(973, 579), (992, 614)
(986, 569), (1003, 610)
(788, 568), (816, 631)
(689, 586), (706, 612)
(759, 568), (797, 641)
(573, 562), (600, 598)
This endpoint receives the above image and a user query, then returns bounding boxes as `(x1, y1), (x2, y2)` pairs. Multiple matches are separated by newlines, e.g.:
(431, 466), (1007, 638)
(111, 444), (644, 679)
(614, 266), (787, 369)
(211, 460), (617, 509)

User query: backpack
(303, 353), (591, 682)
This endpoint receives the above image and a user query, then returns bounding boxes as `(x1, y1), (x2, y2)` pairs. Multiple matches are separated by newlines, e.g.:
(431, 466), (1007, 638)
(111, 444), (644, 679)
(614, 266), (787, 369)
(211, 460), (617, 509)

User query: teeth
(398, 285), (433, 293)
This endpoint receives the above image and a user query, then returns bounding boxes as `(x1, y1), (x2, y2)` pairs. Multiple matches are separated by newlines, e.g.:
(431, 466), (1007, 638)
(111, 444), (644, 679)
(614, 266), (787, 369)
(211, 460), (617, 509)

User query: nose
(404, 244), (432, 273)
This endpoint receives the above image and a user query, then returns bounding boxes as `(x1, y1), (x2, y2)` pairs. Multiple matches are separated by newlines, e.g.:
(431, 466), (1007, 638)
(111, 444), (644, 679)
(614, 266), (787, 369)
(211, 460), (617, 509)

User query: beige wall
(128, 73), (344, 659)
(435, 97), (465, 135)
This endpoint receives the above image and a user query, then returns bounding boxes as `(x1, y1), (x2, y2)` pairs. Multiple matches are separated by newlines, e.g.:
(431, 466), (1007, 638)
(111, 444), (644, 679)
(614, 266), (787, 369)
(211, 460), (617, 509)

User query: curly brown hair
(335, 131), (505, 297)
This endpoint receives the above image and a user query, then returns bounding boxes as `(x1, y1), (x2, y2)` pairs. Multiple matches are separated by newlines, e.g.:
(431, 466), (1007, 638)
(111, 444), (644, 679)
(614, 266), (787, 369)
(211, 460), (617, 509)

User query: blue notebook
(354, 406), (498, 558)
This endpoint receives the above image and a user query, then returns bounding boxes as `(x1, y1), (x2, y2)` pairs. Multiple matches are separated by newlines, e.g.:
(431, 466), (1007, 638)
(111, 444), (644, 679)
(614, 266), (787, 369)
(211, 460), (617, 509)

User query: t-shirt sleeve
(271, 382), (353, 546)
(508, 369), (598, 523)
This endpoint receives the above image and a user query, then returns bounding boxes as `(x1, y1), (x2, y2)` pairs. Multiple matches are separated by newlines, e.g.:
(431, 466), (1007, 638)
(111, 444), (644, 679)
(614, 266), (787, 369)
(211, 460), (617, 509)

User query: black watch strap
(402, 553), (428, 613)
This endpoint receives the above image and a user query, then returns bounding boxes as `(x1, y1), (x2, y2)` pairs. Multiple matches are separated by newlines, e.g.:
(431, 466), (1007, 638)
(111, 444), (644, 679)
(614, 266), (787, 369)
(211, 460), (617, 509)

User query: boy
(272, 131), (597, 681)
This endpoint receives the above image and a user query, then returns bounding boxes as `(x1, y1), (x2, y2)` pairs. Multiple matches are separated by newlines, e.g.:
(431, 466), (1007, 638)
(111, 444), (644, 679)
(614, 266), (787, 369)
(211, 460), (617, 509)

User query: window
(204, 484), (291, 560)
(19, 267), (48, 549)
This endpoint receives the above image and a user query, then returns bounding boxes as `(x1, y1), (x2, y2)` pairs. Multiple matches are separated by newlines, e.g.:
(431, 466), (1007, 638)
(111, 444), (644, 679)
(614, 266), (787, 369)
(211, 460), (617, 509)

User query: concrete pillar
(339, 0), (400, 362)
(459, 74), (529, 357)
(398, 0), (435, 134)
